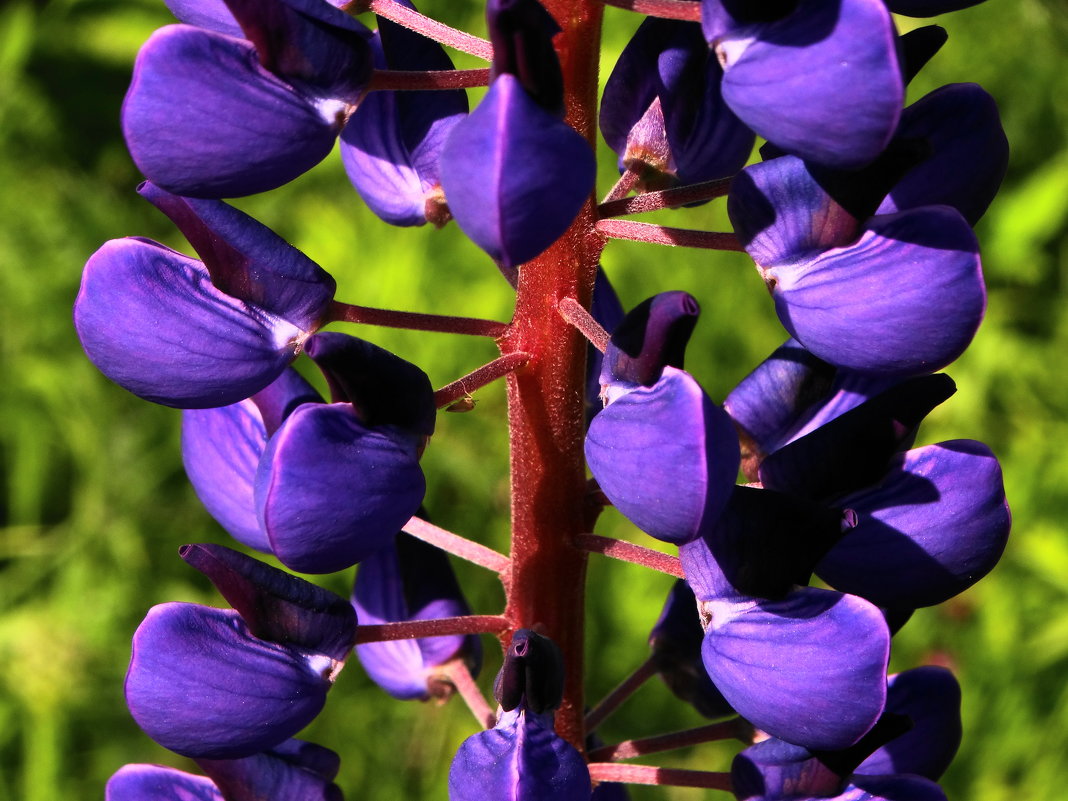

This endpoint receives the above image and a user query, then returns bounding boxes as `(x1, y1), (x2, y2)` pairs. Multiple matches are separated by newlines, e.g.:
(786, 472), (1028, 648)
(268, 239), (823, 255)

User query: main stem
(498, 0), (605, 753)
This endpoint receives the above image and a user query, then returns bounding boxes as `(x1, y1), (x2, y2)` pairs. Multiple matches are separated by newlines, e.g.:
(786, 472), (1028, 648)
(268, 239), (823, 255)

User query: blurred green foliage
(1, 1), (1066, 799)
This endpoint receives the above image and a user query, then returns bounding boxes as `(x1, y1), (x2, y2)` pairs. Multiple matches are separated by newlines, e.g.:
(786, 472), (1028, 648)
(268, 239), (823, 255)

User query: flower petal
(586, 367), (740, 544)
(700, 588), (889, 750)
(107, 765), (221, 801)
(256, 403), (426, 573)
(817, 440), (1010, 608)
(74, 238), (303, 408)
(714, 0), (903, 169)
(765, 207), (985, 376)
(448, 708), (591, 801)
(197, 740), (344, 801)
(123, 26), (342, 197)
(126, 603), (331, 758)
(439, 73), (595, 266)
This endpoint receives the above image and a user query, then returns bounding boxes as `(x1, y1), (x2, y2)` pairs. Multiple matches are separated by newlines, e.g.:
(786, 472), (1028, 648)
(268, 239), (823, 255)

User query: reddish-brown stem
(496, 0), (607, 753)
(434, 352), (532, 409)
(327, 300), (509, 338)
(598, 177), (734, 218)
(599, 0), (702, 21)
(362, 0), (494, 60)
(587, 764), (733, 790)
(601, 163), (644, 204)
(368, 68), (491, 92)
(437, 659), (497, 730)
(558, 297), (609, 353)
(355, 615), (510, 644)
(584, 654), (657, 731)
(587, 719), (748, 762)
(596, 219), (745, 251)
(403, 516), (510, 574)
(575, 533), (685, 578)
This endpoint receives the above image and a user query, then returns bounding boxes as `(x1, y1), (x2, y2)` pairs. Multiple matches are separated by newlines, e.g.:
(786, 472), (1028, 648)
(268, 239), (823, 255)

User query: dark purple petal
(180, 543), (358, 661)
(728, 156), (862, 266)
(856, 667), (961, 780)
(586, 268), (626, 424)
(341, 9), (467, 227)
(196, 740), (344, 801)
(123, 26), (343, 198)
(714, 0), (903, 169)
(256, 402), (426, 573)
(723, 338), (836, 472)
(817, 440), (1010, 608)
(601, 18), (753, 186)
(763, 207), (985, 376)
(126, 603), (331, 758)
(600, 291), (700, 388)
(448, 708), (591, 801)
(703, 485), (849, 599)
(107, 765), (221, 801)
(353, 532), (481, 700)
(897, 25), (947, 85)
(494, 629), (565, 714)
(586, 367), (740, 544)
(223, 0), (373, 102)
(757, 373), (956, 501)
(700, 588), (889, 750)
(74, 238), (305, 408)
(877, 83), (1008, 226)
(439, 74), (595, 267)
(138, 183), (336, 327)
(305, 332), (436, 437)
(649, 579), (734, 718)
(486, 0), (563, 113)
(732, 738), (844, 801)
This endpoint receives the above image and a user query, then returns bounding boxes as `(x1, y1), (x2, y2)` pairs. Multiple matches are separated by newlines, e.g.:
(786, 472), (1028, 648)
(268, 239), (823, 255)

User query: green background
(1, 1), (1066, 798)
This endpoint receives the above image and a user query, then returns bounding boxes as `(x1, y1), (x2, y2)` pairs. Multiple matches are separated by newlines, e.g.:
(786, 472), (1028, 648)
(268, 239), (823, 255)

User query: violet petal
(256, 402), (426, 573)
(714, 0), (903, 169)
(586, 367), (740, 544)
(106, 765), (221, 801)
(856, 666), (962, 780)
(123, 26), (342, 198)
(125, 603), (331, 758)
(764, 207), (985, 376)
(700, 588), (889, 750)
(196, 740), (344, 801)
(74, 238), (305, 408)
(816, 440), (1010, 608)
(353, 532), (481, 701)
(448, 708), (591, 801)
(180, 543), (358, 661)
(439, 73), (595, 267)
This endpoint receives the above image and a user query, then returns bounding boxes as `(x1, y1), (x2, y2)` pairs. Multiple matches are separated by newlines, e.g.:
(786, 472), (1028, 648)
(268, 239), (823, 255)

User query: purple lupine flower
(700, 0), (903, 169)
(106, 739), (344, 801)
(586, 292), (740, 544)
(123, 0), (373, 197)
(648, 579), (734, 719)
(814, 440), (1011, 609)
(600, 16), (754, 190)
(182, 368), (323, 552)
(585, 268), (626, 425)
(680, 533), (890, 750)
(124, 545), (357, 758)
(450, 630), (591, 801)
(254, 332), (432, 573)
(728, 153), (985, 376)
(352, 528), (482, 700)
(885, 0), (987, 16)
(731, 736), (949, 801)
(730, 666), (961, 800)
(439, 0), (595, 266)
(341, 0), (468, 227)
(74, 183), (335, 408)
